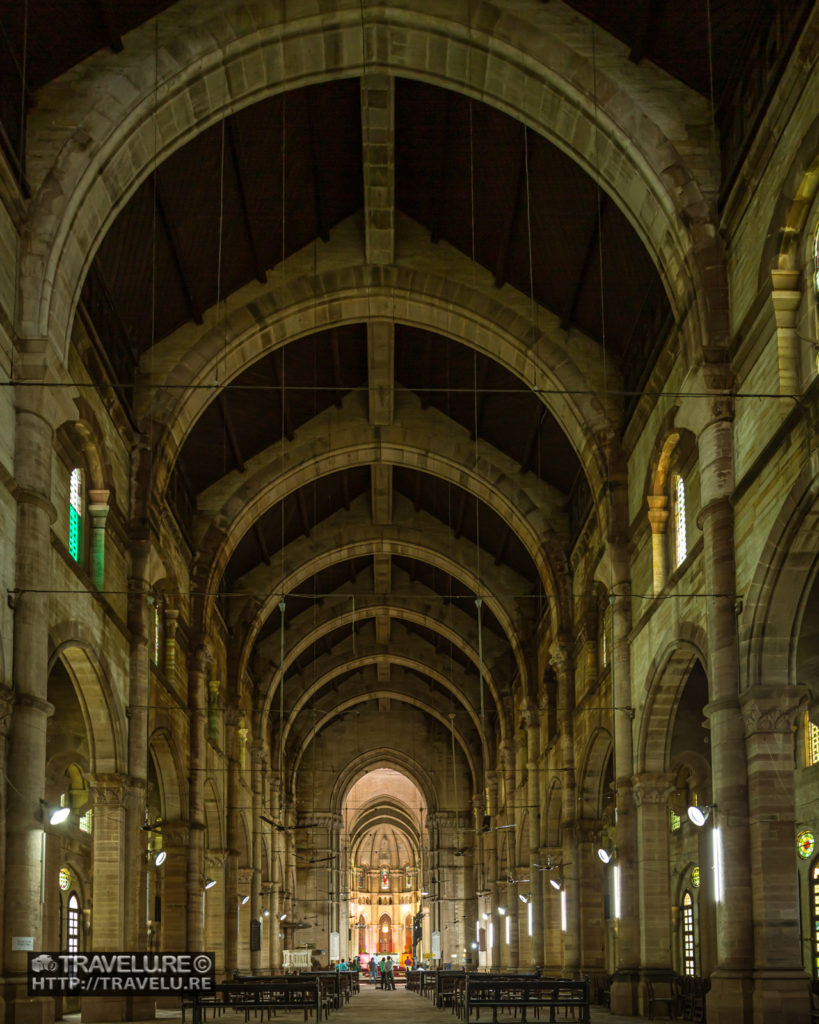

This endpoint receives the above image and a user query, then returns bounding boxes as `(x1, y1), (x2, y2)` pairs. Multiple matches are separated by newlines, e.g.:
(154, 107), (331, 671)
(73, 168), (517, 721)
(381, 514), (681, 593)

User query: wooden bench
(460, 976), (590, 1023)
(187, 979), (327, 1024)
(435, 970), (465, 1009)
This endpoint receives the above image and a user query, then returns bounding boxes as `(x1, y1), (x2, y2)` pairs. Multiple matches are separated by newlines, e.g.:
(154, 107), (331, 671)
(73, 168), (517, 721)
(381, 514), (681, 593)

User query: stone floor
(64, 982), (647, 1023)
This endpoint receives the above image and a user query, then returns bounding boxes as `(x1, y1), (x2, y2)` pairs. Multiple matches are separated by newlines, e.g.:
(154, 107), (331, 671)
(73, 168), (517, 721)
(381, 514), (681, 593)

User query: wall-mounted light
(497, 906), (506, 915)
(204, 878), (217, 890)
(687, 804), (715, 827)
(263, 909), (270, 917)
(41, 800), (70, 826)
(518, 893), (530, 904)
(154, 850), (167, 866)
(279, 912), (287, 921)
(240, 894), (250, 905)
(597, 846), (615, 864)
(549, 877), (564, 891)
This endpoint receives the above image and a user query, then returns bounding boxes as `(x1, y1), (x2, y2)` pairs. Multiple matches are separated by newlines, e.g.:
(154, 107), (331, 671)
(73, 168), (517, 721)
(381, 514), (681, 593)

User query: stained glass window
(381, 867), (389, 890)
(682, 891), (695, 976)
(68, 894), (80, 953)
(691, 866), (700, 888)
(670, 809), (681, 832)
(69, 468), (83, 562)
(673, 474), (687, 568)
(798, 830), (815, 860)
(79, 809), (92, 835)
(812, 860), (819, 979)
(59, 868), (71, 891)
(152, 603), (161, 665)
(807, 716), (819, 766)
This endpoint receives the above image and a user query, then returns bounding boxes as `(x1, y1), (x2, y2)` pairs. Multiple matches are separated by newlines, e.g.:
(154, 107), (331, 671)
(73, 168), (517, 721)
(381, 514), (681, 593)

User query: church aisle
(65, 985), (651, 1024)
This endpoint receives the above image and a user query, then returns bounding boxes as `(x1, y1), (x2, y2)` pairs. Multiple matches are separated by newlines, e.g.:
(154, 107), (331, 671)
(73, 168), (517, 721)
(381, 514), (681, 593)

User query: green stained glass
(69, 506), (80, 561)
(798, 830), (815, 859)
(691, 866), (700, 888)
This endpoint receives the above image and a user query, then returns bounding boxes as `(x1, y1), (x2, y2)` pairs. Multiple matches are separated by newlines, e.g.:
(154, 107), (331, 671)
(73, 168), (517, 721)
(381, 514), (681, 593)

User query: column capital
(87, 772), (129, 807)
(631, 772), (676, 806)
(189, 642), (214, 673)
(740, 685), (810, 736)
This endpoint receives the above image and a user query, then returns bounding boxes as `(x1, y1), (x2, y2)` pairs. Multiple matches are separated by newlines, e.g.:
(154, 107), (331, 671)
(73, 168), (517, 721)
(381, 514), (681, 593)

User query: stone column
(770, 270), (802, 397)
(632, 772), (675, 1012)
(224, 719), (242, 974)
(523, 705), (544, 966)
(82, 774), (128, 1023)
(646, 496), (669, 594)
(4, 386), (59, 1024)
(576, 823), (606, 977)
(268, 776), (284, 969)
(157, 822), (189, 951)
(698, 404), (753, 1023)
(250, 746), (265, 973)
(187, 643), (212, 950)
(552, 644), (579, 976)
(740, 689), (811, 1022)
(125, 539), (150, 955)
(204, 850), (228, 975)
(164, 609), (180, 689)
(607, 535), (639, 1012)
(86, 489), (110, 592)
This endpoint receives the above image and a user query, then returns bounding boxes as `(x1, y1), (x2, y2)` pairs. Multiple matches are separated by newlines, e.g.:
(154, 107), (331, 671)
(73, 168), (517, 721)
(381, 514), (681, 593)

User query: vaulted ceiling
(2, 0), (804, 805)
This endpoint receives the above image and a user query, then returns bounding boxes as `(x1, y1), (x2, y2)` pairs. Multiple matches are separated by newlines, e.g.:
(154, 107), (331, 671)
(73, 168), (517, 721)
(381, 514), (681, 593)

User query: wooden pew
(187, 978), (327, 1024)
(460, 975), (590, 1023)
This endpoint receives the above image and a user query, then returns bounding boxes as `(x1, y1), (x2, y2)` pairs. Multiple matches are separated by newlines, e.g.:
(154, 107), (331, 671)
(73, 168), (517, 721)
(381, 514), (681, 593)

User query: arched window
(67, 893), (80, 953)
(811, 858), (819, 979)
(681, 890), (696, 976)
(358, 914), (367, 954)
(672, 474), (687, 568)
(806, 713), (819, 767)
(380, 866), (389, 890)
(378, 913), (392, 954)
(69, 468), (83, 562)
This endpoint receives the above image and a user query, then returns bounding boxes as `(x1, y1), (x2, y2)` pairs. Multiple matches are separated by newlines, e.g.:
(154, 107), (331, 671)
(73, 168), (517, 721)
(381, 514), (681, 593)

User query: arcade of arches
(1, 2), (819, 1022)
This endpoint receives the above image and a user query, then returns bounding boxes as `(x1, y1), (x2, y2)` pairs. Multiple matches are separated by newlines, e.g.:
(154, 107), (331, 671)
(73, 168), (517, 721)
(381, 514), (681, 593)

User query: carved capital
(740, 686), (810, 737)
(189, 643), (214, 674)
(205, 848), (229, 870)
(631, 772), (676, 807)
(87, 773), (129, 807)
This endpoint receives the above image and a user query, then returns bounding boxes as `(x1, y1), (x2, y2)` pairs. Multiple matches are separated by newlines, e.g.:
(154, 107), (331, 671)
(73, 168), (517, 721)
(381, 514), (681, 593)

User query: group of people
(369, 955), (396, 989)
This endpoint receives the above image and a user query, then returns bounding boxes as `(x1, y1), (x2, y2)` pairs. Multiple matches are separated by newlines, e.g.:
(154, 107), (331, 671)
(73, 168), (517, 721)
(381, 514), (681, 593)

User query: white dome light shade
(687, 805), (711, 827)
(597, 848), (613, 864)
(50, 806), (71, 825)
(204, 877), (217, 889)
(549, 877), (563, 891)
(155, 850), (167, 866)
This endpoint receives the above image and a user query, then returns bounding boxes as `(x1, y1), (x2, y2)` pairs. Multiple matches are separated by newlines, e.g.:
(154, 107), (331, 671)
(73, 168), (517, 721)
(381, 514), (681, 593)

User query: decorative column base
(706, 967), (754, 1024)
(609, 968), (639, 1015)
(751, 969), (811, 1023)
(2, 984), (55, 1024)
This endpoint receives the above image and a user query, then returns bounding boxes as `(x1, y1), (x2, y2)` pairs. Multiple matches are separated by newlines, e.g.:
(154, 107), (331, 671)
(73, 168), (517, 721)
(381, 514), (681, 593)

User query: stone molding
(631, 772), (676, 806)
(740, 686), (810, 736)
(87, 773), (129, 807)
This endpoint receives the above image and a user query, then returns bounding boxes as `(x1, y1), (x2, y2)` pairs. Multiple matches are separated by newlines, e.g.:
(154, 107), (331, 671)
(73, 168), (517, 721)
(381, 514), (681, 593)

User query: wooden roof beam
(630, 0), (665, 65)
(361, 74), (394, 265)
(92, 0), (123, 53)
(226, 118), (267, 283)
(217, 393), (246, 473)
(271, 352), (295, 441)
(154, 177), (204, 325)
(330, 329), (344, 408)
(493, 131), (527, 290)
(306, 90), (330, 243)
(560, 195), (606, 332)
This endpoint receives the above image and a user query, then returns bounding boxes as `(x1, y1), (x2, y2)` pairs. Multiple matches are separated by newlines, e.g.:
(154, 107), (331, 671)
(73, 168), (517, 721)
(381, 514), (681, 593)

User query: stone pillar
(740, 689), (811, 1022)
(204, 851), (228, 975)
(164, 609), (180, 688)
(646, 496), (669, 594)
(187, 643), (211, 950)
(84, 490), (108, 594)
(552, 645), (579, 976)
(632, 772), (675, 1012)
(523, 706), (544, 966)
(698, 408), (753, 1023)
(268, 776), (284, 969)
(770, 270), (802, 396)
(576, 823), (606, 978)
(157, 823), (189, 951)
(250, 747), (265, 973)
(82, 774), (128, 1022)
(4, 386), (59, 1024)
(125, 540), (150, 955)
(225, 720), (241, 974)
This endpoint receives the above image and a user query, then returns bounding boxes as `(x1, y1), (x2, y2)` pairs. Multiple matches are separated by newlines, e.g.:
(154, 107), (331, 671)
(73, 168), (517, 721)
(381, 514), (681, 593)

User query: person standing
(386, 956), (396, 990)
(369, 957), (379, 985)
(379, 956), (387, 989)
